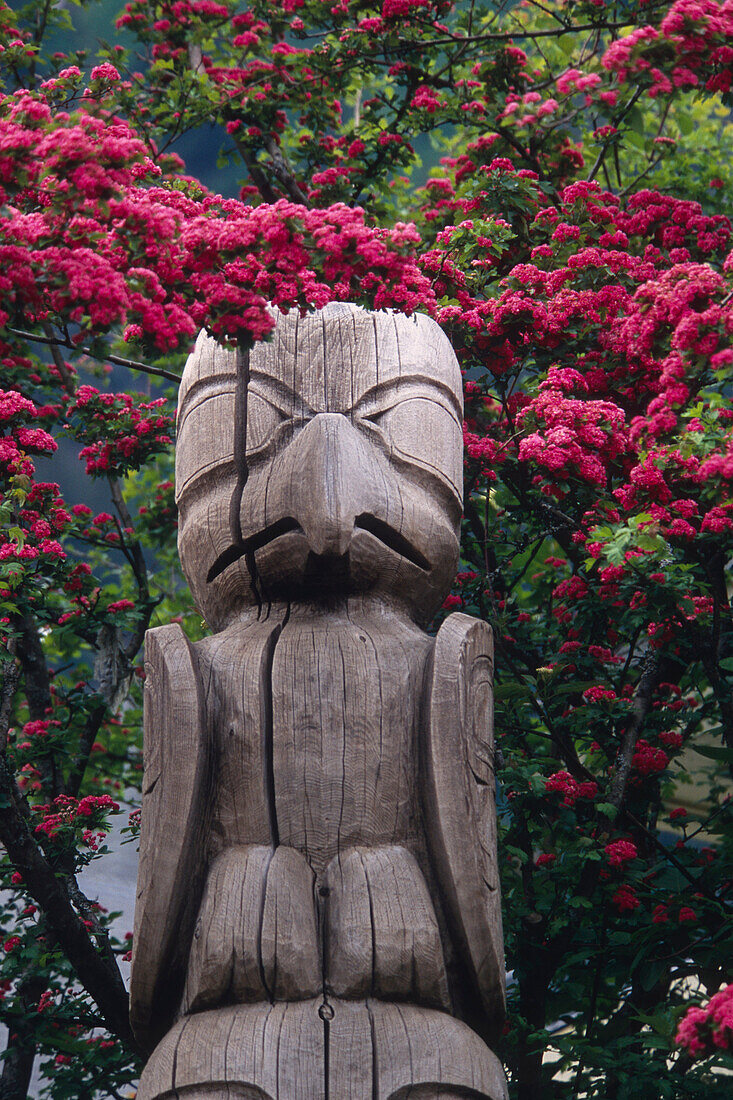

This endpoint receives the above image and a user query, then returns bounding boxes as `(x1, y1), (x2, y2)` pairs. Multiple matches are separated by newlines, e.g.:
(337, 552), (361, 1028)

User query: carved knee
(323, 844), (449, 1009)
(183, 845), (321, 1013)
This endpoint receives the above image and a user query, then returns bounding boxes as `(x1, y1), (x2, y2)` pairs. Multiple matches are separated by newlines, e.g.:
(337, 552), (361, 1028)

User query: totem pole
(130, 304), (507, 1099)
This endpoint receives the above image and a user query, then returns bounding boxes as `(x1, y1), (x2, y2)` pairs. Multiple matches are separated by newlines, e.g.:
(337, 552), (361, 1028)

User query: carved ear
(422, 613), (506, 1041)
(130, 624), (213, 1053)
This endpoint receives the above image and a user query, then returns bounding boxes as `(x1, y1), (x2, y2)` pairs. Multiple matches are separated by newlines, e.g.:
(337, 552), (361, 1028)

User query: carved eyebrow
(242, 370), (463, 420)
(352, 375), (463, 419)
(177, 371), (316, 427)
(247, 370), (317, 418)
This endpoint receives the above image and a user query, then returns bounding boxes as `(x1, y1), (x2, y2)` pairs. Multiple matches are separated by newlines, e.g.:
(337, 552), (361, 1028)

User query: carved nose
(286, 413), (381, 557)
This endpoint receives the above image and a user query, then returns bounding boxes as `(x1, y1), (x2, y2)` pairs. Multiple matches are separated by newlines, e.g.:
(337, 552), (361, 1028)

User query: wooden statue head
(176, 304), (463, 630)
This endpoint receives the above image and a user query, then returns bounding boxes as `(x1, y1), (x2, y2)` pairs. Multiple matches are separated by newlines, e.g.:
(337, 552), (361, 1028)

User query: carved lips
(207, 512), (430, 585)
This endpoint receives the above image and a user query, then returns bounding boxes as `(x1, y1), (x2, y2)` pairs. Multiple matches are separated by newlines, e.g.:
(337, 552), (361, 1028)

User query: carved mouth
(207, 517), (300, 583)
(354, 514), (430, 572)
(207, 513), (430, 584)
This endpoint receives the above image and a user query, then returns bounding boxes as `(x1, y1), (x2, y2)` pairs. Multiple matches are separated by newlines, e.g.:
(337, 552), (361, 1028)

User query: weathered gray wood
(270, 607), (432, 873)
(138, 999), (507, 1100)
(424, 614), (506, 1040)
(130, 623), (211, 1052)
(324, 845), (449, 1009)
(132, 304), (506, 1097)
(183, 845), (319, 1013)
(176, 307), (463, 631)
(370, 1000), (508, 1099)
(195, 616), (285, 852)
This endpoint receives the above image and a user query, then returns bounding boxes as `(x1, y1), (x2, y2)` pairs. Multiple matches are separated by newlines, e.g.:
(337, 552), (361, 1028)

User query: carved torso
(199, 604), (432, 868)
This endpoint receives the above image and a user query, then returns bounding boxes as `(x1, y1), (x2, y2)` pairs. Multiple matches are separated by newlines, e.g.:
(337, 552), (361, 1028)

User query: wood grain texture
(131, 623), (212, 1052)
(324, 845), (449, 1009)
(270, 607), (431, 874)
(137, 999), (507, 1100)
(133, 305), (507, 1096)
(183, 845), (322, 1013)
(194, 615), (286, 853)
(423, 613), (506, 1041)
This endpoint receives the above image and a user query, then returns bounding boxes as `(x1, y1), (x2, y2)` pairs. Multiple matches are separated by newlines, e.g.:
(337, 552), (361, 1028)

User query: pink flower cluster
(604, 839), (638, 867)
(544, 771), (599, 806)
(67, 387), (174, 476)
(632, 739), (670, 776)
(612, 884), (641, 912)
(675, 984), (733, 1058)
(518, 389), (627, 486)
(602, 0), (733, 97)
(33, 794), (119, 842)
(0, 90), (435, 357)
(0, 387), (57, 479)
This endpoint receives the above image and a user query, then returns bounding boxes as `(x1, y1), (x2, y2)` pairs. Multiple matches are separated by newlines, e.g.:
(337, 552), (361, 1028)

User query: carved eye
(245, 392), (294, 456)
(363, 397), (462, 501)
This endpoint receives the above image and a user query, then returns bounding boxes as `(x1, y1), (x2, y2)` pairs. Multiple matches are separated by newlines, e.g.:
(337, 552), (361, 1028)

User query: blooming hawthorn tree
(1, 0), (732, 1097)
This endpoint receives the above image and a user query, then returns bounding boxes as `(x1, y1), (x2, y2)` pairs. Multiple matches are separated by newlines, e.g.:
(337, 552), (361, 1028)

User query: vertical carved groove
(323, 1011), (330, 1100)
(256, 849), (275, 1002)
(230, 346), (263, 611)
(360, 850), (378, 998)
(367, 1000), (379, 1100)
(230, 346), (250, 546)
(261, 625), (282, 850)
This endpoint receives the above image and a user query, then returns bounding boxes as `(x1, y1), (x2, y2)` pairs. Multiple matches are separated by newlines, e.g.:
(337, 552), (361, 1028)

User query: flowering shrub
(0, 0), (731, 1098)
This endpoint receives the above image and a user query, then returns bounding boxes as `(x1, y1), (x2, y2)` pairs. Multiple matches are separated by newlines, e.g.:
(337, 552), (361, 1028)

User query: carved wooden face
(176, 304), (463, 629)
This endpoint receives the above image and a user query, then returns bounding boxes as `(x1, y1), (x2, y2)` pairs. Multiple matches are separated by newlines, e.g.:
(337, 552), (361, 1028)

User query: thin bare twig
(7, 328), (182, 384)
(41, 321), (76, 393)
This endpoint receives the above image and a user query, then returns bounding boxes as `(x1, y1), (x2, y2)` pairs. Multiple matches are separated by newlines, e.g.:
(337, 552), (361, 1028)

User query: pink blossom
(108, 598), (135, 613)
(612, 885), (640, 912)
(605, 839), (638, 867)
(90, 63), (120, 82)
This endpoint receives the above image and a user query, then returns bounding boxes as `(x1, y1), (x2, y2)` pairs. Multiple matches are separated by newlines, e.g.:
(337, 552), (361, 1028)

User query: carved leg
(183, 845), (321, 1012)
(139, 845), (505, 1100)
(324, 845), (449, 1008)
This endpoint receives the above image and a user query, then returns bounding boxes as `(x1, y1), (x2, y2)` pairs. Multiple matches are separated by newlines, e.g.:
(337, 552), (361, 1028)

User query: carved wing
(130, 624), (212, 1053)
(423, 612), (505, 1039)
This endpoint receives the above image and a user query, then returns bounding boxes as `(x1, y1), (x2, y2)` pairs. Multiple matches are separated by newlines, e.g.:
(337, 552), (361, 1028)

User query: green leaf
(495, 682), (534, 699)
(552, 681), (603, 695)
(638, 959), (667, 992)
(677, 112), (694, 137)
(690, 743), (733, 763)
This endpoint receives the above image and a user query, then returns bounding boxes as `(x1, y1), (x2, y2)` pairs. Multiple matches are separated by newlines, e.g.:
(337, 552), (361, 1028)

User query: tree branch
(15, 614), (60, 797)
(0, 659), (136, 1050)
(41, 321), (76, 394)
(65, 702), (106, 802)
(608, 649), (661, 810)
(0, 968), (48, 1100)
(264, 139), (310, 206)
(234, 138), (279, 203)
(7, 329), (181, 384)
